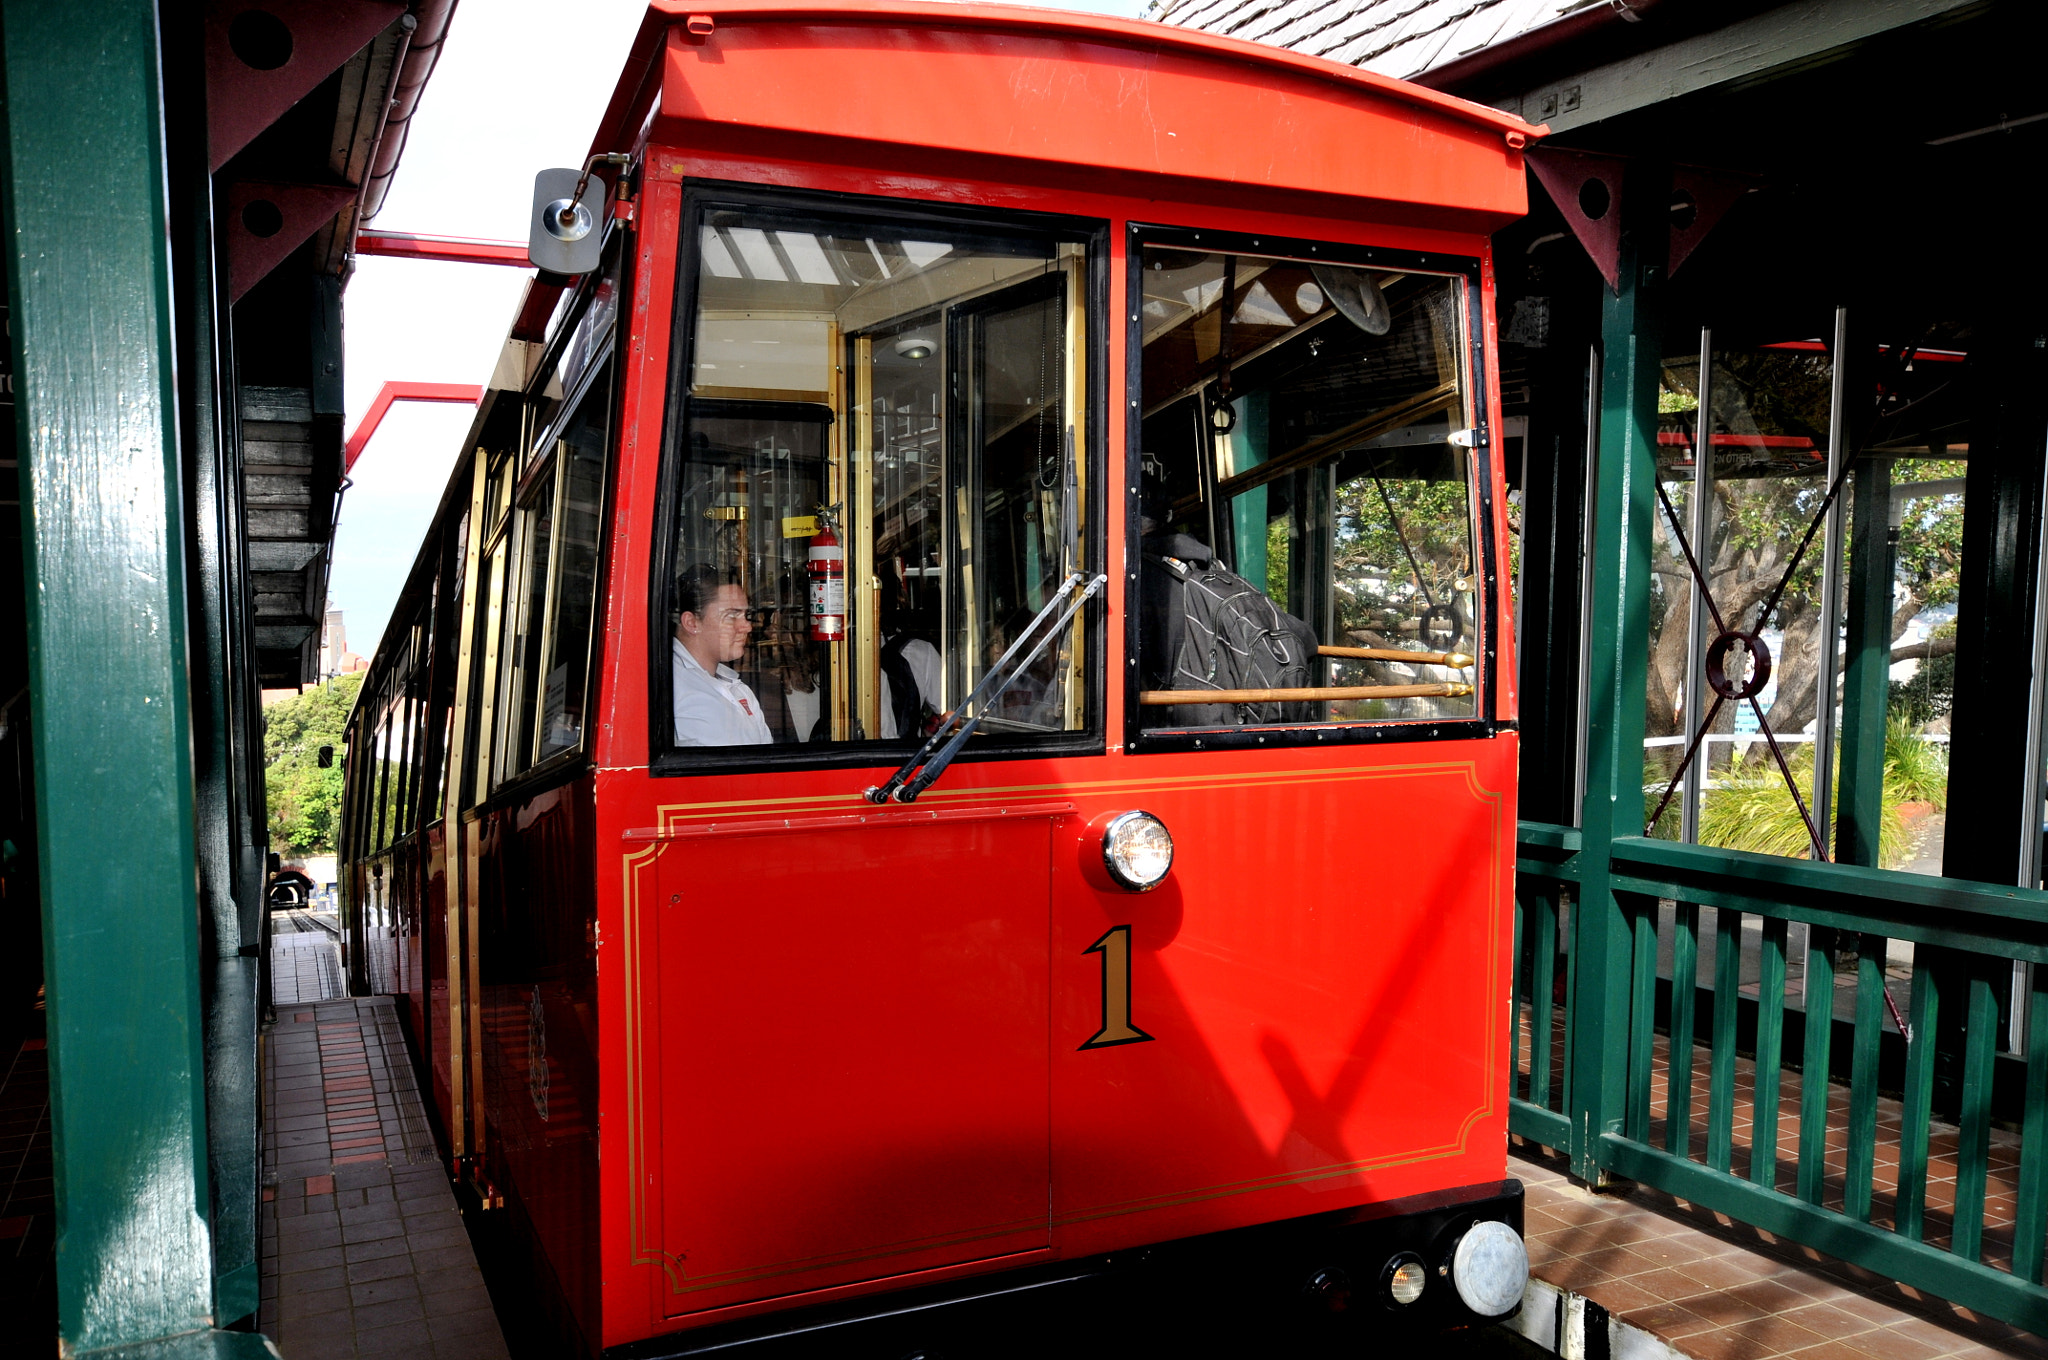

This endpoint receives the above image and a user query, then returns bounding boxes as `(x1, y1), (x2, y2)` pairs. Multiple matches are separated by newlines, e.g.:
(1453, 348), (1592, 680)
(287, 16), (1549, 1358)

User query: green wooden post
(1568, 159), (1667, 1183)
(0, 2), (248, 1349)
(1845, 933), (1887, 1222)
(1834, 457), (1892, 866)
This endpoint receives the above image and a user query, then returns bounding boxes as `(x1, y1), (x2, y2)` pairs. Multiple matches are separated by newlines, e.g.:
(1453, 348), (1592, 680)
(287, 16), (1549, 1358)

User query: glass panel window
(1135, 244), (1478, 732)
(495, 463), (555, 779)
(663, 200), (1092, 756)
(536, 362), (612, 760)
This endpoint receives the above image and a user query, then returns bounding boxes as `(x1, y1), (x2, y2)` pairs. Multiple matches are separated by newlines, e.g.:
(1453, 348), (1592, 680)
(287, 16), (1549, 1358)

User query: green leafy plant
(264, 673), (361, 858)
(1884, 715), (1949, 812)
(1695, 744), (1909, 867)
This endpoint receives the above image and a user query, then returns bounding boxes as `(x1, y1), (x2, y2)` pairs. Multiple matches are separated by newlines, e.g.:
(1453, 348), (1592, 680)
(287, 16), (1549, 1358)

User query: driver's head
(675, 564), (752, 665)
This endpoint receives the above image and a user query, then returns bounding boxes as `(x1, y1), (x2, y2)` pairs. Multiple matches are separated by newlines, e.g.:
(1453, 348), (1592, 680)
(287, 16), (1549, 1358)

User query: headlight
(1102, 811), (1172, 891)
(1450, 1220), (1528, 1317)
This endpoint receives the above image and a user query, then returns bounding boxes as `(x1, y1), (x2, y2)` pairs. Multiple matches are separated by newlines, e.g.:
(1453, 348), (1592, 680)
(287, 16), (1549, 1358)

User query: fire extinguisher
(808, 516), (845, 642)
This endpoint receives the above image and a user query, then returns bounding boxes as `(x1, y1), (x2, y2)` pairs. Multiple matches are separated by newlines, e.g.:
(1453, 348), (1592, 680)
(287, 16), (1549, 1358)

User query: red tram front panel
(646, 811), (1058, 1309)
(1049, 749), (1512, 1256)
(601, 742), (1512, 1331)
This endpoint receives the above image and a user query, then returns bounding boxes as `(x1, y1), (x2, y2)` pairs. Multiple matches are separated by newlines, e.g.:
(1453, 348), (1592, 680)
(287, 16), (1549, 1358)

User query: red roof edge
(643, 0), (1546, 141)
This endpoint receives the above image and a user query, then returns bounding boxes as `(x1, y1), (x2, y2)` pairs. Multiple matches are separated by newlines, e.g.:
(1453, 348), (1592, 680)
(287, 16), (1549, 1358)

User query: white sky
(332, 0), (1152, 657)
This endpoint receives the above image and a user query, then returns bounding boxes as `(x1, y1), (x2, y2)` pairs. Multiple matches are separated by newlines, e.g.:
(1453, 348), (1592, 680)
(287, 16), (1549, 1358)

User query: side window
(490, 359), (614, 782)
(468, 452), (515, 802)
(1134, 242), (1481, 736)
(659, 197), (1094, 758)
(535, 368), (609, 760)
(474, 336), (614, 793)
(421, 522), (463, 824)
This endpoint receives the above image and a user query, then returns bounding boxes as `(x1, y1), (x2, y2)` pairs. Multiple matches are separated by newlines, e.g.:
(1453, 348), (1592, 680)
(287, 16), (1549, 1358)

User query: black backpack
(880, 633), (937, 739)
(1140, 534), (1322, 727)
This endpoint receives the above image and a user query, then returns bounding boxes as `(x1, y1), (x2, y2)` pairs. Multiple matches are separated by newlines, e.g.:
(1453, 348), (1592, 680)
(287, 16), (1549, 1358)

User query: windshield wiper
(865, 570), (1106, 804)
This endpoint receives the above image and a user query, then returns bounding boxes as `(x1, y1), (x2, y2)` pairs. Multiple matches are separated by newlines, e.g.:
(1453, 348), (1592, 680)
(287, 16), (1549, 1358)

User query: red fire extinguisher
(808, 518), (845, 642)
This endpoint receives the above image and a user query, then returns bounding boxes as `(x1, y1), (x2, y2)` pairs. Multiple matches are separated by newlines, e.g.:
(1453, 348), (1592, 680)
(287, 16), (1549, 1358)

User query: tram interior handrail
(1319, 645), (1473, 667)
(866, 571), (1107, 805)
(1139, 682), (1473, 705)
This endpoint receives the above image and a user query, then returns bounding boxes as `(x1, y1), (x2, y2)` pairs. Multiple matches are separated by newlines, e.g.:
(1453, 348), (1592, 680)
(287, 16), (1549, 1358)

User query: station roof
(213, 0), (458, 686)
(1155, 0), (1577, 84)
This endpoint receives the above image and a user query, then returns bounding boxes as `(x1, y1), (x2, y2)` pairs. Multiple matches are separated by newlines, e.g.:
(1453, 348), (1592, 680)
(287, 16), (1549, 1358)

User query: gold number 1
(1081, 925), (1154, 1050)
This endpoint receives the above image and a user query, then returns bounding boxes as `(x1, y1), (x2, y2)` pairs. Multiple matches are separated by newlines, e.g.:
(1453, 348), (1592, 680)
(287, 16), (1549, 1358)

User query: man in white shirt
(672, 566), (772, 747)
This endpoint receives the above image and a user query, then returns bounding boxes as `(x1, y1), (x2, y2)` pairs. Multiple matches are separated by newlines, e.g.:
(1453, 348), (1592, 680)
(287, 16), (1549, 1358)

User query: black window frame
(648, 178), (1110, 778)
(1122, 220), (1504, 756)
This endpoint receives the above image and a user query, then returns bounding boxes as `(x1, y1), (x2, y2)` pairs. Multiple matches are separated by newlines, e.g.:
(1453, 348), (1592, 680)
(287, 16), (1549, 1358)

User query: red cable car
(339, 3), (1537, 1353)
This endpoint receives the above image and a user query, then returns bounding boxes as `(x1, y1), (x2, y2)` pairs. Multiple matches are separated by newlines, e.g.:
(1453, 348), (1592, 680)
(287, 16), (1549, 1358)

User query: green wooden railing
(1513, 821), (2048, 1334)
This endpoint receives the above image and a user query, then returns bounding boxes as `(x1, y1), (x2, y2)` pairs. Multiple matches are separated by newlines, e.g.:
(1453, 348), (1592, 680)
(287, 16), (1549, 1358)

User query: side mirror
(317, 744), (334, 768)
(528, 167), (605, 276)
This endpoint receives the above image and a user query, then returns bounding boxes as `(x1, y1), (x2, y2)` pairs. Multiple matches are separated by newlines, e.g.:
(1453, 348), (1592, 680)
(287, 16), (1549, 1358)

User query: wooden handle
(1139, 683), (1474, 705)
(1319, 645), (1474, 668)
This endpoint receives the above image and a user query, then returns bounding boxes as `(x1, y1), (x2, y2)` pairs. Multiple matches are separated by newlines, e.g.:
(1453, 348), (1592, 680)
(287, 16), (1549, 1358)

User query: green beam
(1610, 833), (2048, 922)
(0, 0), (217, 1347)
(1566, 159), (1667, 1183)
(1835, 454), (1892, 866)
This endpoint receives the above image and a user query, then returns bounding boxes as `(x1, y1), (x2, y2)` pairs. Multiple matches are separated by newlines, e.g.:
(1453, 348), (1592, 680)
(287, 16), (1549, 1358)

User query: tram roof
(588, 0), (1540, 229)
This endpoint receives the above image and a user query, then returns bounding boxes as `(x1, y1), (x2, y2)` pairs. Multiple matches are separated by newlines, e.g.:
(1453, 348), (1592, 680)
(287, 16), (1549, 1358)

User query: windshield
(1135, 245), (1480, 733)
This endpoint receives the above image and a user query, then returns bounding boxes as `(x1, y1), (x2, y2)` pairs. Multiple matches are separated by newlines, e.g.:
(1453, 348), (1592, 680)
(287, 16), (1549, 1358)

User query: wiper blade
(865, 571), (1106, 804)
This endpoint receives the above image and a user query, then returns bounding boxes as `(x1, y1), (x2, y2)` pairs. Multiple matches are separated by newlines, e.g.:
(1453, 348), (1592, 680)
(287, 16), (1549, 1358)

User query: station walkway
(0, 1020), (55, 1343)
(259, 995), (509, 1360)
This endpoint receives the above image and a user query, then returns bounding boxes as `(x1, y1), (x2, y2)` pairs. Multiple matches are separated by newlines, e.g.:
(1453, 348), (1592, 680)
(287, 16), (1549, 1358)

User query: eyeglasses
(708, 607), (778, 627)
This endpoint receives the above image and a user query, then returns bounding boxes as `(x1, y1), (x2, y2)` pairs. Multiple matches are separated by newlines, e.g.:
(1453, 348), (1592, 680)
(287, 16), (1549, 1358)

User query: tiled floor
(0, 1025), (55, 1348)
(259, 996), (509, 1360)
(1517, 1140), (2047, 1358)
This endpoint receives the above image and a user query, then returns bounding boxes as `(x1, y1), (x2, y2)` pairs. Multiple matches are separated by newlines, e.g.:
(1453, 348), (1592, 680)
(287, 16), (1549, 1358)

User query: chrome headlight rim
(1101, 809), (1173, 892)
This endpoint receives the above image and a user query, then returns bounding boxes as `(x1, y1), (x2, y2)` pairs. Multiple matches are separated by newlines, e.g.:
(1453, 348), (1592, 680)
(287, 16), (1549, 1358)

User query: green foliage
(264, 674), (361, 858)
(1329, 468), (1472, 645)
(1686, 727), (1945, 869)
(1884, 716), (1949, 812)
(1889, 624), (1957, 727)
(1890, 462), (1967, 613)
(1694, 743), (1909, 868)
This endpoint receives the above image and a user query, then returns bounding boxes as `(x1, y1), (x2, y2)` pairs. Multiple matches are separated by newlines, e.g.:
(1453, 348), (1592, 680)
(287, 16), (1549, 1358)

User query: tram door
(651, 205), (1091, 1307)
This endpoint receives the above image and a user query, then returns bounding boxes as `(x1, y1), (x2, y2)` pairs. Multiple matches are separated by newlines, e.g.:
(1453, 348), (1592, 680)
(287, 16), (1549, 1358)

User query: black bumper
(608, 1179), (1526, 1359)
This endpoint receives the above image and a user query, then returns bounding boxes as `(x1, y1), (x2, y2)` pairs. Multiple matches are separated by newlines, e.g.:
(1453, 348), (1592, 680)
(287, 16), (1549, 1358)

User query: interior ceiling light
(1310, 264), (1391, 336)
(894, 335), (935, 360)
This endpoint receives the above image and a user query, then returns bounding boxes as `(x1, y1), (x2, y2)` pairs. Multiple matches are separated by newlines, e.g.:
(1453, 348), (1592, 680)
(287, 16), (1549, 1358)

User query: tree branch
(1891, 635), (1957, 664)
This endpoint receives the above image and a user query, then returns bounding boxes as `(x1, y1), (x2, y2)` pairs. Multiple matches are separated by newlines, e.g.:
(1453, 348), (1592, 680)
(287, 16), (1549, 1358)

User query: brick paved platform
(260, 995), (508, 1360)
(1511, 1142), (2046, 1359)
(0, 1025), (54, 1348)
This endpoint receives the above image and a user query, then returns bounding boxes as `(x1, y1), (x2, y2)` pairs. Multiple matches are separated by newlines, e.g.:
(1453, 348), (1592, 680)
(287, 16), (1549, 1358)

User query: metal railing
(1513, 821), (2048, 1334)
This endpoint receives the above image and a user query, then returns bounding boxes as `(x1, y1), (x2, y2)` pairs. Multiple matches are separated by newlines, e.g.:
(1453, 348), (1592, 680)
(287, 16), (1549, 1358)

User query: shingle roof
(1155, 0), (1584, 83)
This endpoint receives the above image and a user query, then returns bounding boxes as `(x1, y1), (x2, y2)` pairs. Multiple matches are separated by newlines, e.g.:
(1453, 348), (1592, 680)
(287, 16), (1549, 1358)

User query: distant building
(320, 604), (368, 682)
